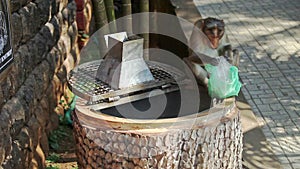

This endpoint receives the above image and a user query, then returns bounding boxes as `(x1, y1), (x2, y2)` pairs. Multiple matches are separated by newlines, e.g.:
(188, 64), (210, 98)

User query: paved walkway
(193, 0), (300, 168)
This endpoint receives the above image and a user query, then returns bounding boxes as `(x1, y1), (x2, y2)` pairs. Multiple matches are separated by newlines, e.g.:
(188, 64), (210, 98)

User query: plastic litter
(205, 57), (242, 99)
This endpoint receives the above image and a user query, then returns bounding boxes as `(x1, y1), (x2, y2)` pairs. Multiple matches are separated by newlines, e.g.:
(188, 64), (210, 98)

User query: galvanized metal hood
(96, 32), (154, 89)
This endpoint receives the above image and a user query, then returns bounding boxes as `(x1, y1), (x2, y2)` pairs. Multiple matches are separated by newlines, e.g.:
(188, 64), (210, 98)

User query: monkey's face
(202, 19), (225, 49)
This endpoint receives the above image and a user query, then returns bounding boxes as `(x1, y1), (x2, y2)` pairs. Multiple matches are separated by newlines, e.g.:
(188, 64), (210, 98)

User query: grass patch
(46, 153), (60, 163)
(48, 125), (70, 150)
(45, 165), (60, 169)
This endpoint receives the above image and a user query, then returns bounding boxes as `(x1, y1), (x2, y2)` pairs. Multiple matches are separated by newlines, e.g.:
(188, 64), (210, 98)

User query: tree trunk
(105, 0), (117, 33)
(149, 0), (159, 48)
(73, 98), (243, 169)
(139, 0), (149, 60)
(121, 0), (133, 33)
(92, 0), (109, 29)
(91, 0), (110, 57)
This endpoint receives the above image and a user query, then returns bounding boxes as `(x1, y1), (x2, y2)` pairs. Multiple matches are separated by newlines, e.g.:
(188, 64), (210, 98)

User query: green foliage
(45, 166), (59, 169)
(46, 153), (60, 163)
(105, 0), (117, 32)
(59, 96), (77, 125)
(92, 0), (109, 29)
(48, 125), (69, 150)
(46, 153), (60, 169)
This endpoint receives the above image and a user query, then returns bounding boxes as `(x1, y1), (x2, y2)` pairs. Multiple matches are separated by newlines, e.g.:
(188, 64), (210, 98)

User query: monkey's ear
(194, 19), (205, 30)
(221, 19), (225, 24)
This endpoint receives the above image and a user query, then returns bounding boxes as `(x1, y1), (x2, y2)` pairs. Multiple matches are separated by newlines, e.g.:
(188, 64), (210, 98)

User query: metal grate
(68, 60), (185, 102)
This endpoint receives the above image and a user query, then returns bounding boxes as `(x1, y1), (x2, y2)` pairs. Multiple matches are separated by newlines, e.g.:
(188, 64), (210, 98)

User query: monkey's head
(201, 17), (225, 49)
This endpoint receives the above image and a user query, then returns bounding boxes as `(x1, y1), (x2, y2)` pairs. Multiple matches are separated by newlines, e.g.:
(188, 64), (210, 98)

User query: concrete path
(192, 0), (300, 168)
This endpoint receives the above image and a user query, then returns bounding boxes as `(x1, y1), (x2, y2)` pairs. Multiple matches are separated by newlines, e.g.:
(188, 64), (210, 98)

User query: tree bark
(139, 0), (149, 60)
(91, 0), (110, 58)
(92, 0), (109, 29)
(121, 0), (133, 34)
(104, 0), (117, 33)
(149, 0), (159, 48)
(73, 99), (243, 169)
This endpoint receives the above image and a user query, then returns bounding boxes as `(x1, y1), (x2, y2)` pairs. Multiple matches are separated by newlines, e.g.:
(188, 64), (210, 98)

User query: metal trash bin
(68, 34), (243, 169)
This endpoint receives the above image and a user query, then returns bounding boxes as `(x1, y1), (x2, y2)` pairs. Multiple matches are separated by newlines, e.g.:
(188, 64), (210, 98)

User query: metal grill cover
(67, 33), (193, 118)
(68, 59), (196, 119)
(68, 60), (185, 103)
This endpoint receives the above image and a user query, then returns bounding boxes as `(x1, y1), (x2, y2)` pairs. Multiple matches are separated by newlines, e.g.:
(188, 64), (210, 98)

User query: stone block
(27, 117), (41, 151)
(46, 47), (60, 73)
(62, 53), (75, 74)
(0, 77), (14, 104)
(4, 98), (26, 136)
(18, 79), (36, 116)
(34, 104), (48, 128)
(62, 7), (70, 21)
(40, 25), (56, 50)
(68, 22), (78, 48)
(40, 131), (49, 157)
(10, 1), (21, 13)
(48, 16), (61, 44)
(57, 38), (68, 59)
(0, 147), (5, 165)
(70, 45), (80, 65)
(33, 33), (48, 64)
(11, 13), (22, 49)
(60, 34), (72, 54)
(0, 133), (12, 162)
(9, 52), (25, 92)
(2, 141), (25, 169)
(19, 2), (39, 43)
(35, 0), (51, 26)
(32, 144), (46, 169)
(32, 61), (51, 100)
(67, 1), (77, 24)
(51, 0), (59, 16)
(16, 127), (32, 151)
(16, 45), (31, 76)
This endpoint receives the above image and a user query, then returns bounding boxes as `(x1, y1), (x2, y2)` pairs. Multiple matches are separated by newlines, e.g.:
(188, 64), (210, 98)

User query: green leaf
(46, 153), (60, 163)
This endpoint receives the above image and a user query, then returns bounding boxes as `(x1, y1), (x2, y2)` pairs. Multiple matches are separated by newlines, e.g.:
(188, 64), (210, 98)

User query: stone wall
(0, 0), (79, 168)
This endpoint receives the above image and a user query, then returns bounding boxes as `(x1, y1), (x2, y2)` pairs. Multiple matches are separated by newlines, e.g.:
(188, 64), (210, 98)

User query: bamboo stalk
(91, 0), (110, 58)
(92, 0), (109, 29)
(121, 0), (133, 33)
(140, 0), (149, 60)
(105, 0), (117, 33)
(149, 0), (159, 48)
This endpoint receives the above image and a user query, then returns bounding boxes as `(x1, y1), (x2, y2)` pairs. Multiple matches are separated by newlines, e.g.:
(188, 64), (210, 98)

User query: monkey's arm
(183, 57), (209, 87)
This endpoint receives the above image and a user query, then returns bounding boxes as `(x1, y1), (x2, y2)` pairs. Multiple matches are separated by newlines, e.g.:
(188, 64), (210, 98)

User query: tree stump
(72, 98), (243, 169)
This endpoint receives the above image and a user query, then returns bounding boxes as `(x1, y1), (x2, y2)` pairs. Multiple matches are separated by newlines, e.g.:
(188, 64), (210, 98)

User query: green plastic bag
(205, 57), (242, 99)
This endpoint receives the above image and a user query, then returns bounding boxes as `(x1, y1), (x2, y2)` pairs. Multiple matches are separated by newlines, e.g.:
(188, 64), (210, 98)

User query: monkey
(201, 17), (225, 49)
(184, 17), (239, 86)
